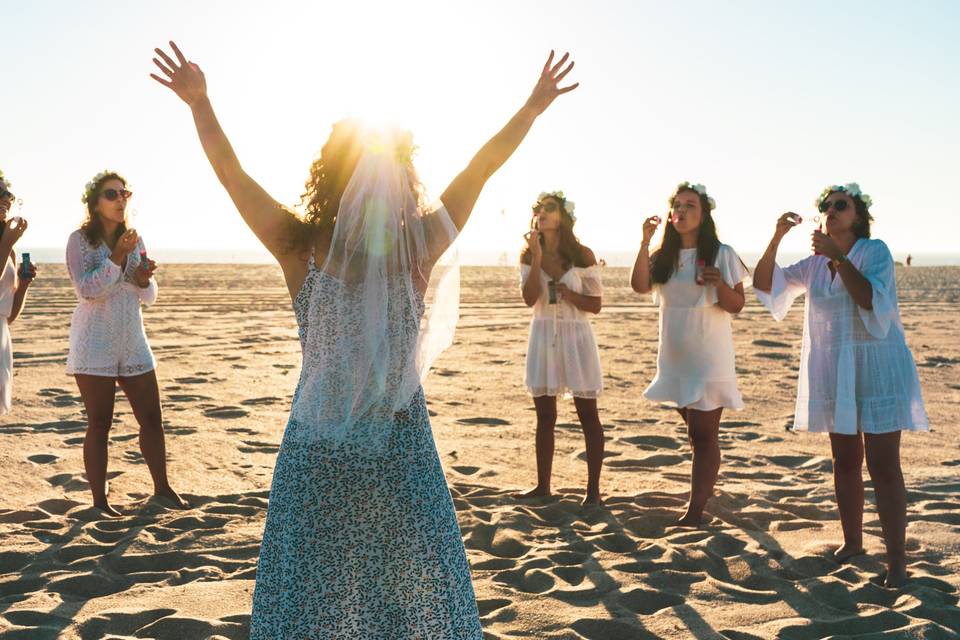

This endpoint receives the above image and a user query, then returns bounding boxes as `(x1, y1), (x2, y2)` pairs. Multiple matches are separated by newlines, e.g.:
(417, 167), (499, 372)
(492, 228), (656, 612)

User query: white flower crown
(671, 181), (716, 210)
(536, 190), (576, 221)
(815, 182), (873, 210)
(81, 169), (126, 204)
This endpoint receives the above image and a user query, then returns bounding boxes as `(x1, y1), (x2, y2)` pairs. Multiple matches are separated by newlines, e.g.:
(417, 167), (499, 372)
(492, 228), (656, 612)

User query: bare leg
(573, 397), (604, 505)
(864, 431), (907, 587)
(75, 374), (122, 516)
(520, 395), (557, 498)
(678, 407), (723, 526)
(829, 433), (866, 562)
(117, 370), (186, 508)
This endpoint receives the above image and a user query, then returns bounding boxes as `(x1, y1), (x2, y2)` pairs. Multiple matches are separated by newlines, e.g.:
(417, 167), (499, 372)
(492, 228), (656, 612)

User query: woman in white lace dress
(152, 40), (578, 637)
(631, 183), (751, 526)
(519, 191), (605, 505)
(0, 173), (37, 414)
(66, 171), (185, 516)
(753, 183), (927, 587)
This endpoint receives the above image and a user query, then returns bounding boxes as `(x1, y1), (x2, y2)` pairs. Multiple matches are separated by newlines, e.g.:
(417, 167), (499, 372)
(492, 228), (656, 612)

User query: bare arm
(441, 51), (579, 232)
(754, 212), (800, 293)
(151, 42), (295, 264)
(521, 229), (542, 307)
(630, 216), (661, 294)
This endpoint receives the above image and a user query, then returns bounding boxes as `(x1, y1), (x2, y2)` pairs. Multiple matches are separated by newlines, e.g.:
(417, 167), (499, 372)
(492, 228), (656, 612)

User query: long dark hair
(81, 173), (127, 246)
(287, 119), (427, 254)
(520, 196), (591, 269)
(651, 187), (720, 284)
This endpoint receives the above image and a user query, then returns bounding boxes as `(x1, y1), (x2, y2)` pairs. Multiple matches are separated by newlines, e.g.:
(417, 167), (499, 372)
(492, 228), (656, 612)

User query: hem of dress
(528, 388), (602, 399)
(65, 365), (157, 378)
(791, 423), (929, 435)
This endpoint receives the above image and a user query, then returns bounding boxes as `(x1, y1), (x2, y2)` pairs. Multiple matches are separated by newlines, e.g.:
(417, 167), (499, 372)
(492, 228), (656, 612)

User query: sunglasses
(101, 188), (133, 202)
(818, 199), (848, 214)
(532, 201), (559, 214)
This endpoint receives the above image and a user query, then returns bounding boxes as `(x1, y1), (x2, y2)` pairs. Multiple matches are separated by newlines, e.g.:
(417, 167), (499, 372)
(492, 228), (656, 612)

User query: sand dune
(1, 265), (958, 638)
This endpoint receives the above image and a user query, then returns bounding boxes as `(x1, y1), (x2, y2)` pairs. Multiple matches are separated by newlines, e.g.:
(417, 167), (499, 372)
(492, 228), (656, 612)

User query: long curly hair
(651, 186), (720, 284)
(80, 172), (127, 246)
(287, 119), (427, 254)
(520, 196), (590, 269)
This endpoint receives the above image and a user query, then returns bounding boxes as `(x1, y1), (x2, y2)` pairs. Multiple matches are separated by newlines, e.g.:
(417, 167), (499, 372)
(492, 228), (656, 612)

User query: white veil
(287, 135), (460, 447)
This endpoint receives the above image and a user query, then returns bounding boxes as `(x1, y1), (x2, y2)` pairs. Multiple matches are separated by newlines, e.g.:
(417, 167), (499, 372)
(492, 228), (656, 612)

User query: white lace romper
(65, 229), (158, 377)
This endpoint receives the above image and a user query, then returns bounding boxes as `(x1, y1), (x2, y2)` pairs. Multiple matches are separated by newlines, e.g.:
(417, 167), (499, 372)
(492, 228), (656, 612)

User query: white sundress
(755, 237), (928, 434)
(644, 244), (752, 411)
(520, 263), (603, 399)
(65, 229), (158, 378)
(0, 252), (16, 414)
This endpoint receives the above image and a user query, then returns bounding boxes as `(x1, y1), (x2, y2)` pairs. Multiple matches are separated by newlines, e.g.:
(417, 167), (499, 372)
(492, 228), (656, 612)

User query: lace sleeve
(129, 237), (158, 306)
(66, 231), (122, 301)
(420, 201), (459, 265)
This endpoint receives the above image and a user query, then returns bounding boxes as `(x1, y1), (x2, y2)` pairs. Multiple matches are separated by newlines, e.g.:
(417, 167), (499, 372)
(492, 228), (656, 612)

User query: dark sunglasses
(532, 201), (559, 213)
(102, 188), (133, 201)
(818, 199), (848, 214)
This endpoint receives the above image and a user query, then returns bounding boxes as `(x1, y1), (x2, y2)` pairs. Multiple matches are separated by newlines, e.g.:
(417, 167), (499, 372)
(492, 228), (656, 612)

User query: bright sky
(3, 0), (959, 264)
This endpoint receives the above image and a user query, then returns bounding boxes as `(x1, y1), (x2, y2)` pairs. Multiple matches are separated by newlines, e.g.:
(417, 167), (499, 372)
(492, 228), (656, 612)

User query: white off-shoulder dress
(65, 230), (158, 378)
(644, 244), (751, 411)
(520, 264), (603, 399)
(755, 238), (927, 434)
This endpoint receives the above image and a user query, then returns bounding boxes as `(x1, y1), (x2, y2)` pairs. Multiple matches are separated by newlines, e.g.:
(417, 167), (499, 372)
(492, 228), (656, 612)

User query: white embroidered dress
(520, 264), (603, 398)
(755, 238), (927, 434)
(0, 252), (16, 413)
(65, 230), (157, 377)
(644, 244), (751, 411)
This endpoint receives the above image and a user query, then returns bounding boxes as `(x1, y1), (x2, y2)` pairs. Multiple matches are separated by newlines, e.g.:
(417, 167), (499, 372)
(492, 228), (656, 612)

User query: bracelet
(834, 254), (848, 266)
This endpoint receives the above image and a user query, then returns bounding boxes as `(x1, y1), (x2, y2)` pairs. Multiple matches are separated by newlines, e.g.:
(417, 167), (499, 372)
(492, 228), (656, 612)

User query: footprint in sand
(240, 396), (283, 406)
(752, 339), (791, 348)
(27, 454), (60, 464)
(571, 619), (648, 640)
(238, 440), (279, 454)
(606, 453), (685, 469)
(620, 434), (682, 450)
(455, 417), (510, 426)
(203, 406), (250, 419)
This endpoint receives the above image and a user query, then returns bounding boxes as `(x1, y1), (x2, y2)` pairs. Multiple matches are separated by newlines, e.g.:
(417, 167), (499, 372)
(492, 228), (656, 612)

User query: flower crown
(536, 190), (576, 221)
(0, 169), (10, 192)
(81, 170), (126, 204)
(815, 182), (873, 210)
(670, 181), (716, 210)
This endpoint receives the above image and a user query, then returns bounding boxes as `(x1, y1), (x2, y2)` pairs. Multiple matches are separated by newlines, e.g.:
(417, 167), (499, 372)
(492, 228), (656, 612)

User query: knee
(137, 409), (164, 432)
(866, 458), (902, 485)
(536, 412), (557, 429)
(832, 453), (863, 475)
(688, 429), (717, 451)
(86, 418), (113, 435)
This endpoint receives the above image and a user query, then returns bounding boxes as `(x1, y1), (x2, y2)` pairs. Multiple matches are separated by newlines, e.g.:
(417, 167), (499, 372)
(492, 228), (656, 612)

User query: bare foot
(517, 486), (551, 499)
(93, 501), (122, 517)
(675, 511), (703, 527)
(154, 487), (188, 509)
(582, 491), (603, 507)
(884, 563), (908, 588)
(832, 543), (866, 563)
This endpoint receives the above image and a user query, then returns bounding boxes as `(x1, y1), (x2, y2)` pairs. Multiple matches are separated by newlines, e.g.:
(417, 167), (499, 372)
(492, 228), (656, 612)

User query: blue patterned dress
(249, 256), (481, 639)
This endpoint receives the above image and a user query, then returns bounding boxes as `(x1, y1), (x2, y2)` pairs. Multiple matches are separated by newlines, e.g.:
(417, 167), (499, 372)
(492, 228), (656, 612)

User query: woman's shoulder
(68, 228), (90, 247)
(578, 245), (598, 267)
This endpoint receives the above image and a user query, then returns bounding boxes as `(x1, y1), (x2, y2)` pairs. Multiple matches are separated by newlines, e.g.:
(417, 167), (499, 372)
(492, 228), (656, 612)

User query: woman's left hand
(524, 51), (579, 116)
(555, 283), (572, 300)
(19, 262), (37, 284)
(812, 230), (843, 260)
(135, 258), (157, 287)
(701, 266), (723, 287)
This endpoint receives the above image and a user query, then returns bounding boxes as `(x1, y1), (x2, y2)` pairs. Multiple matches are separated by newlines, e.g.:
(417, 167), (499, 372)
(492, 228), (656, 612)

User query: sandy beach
(0, 263), (957, 639)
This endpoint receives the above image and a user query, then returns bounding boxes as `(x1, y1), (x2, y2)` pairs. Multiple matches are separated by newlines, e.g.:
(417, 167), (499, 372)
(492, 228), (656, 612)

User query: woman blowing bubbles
(753, 183), (927, 587)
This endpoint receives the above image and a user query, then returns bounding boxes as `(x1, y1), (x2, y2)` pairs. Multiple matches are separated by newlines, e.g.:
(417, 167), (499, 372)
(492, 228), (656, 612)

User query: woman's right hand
(774, 212), (801, 239)
(524, 228), (542, 261)
(641, 215), (661, 245)
(151, 41), (207, 107)
(110, 228), (140, 266)
(3, 217), (27, 244)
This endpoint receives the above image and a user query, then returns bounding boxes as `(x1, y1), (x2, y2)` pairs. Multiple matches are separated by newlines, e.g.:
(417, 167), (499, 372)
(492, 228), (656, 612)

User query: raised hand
(135, 257), (157, 288)
(3, 217), (28, 245)
(524, 51), (579, 116)
(524, 227), (543, 261)
(812, 230), (842, 260)
(774, 212), (801, 239)
(642, 215), (661, 245)
(110, 228), (140, 266)
(151, 41), (207, 106)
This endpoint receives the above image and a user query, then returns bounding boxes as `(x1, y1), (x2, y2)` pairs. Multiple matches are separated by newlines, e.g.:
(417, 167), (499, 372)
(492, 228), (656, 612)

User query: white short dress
(65, 230), (158, 378)
(0, 253), (16, 414)
(755, 238), (927, 434)
(644, 244), (751, 411)
(520, 263), (603, 399)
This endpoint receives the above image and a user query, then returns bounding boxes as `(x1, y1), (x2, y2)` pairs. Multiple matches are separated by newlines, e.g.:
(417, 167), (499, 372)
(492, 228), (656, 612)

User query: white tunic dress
(0, 253), (16, 414)
(644, 244), (751, 411)
(755, 238), (927, 434)
(520, 264), (603, 399)
(65, 230), (158, 377)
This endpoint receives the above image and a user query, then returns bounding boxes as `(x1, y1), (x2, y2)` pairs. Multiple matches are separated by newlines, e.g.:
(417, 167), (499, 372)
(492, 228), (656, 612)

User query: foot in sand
(517, 486), (551, 499)
(884, 563), (908, 588)
(581, 492), (603, 507)
(832, 543), (866, 563)
(154, 486), (189, 509)
(93, 501), (123, 517)
(675, 509), (704, 527)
